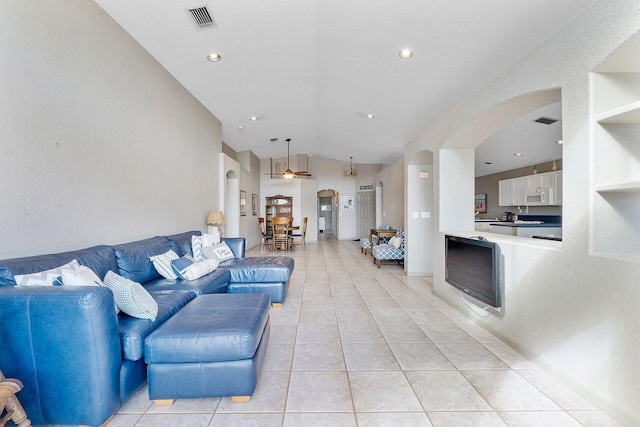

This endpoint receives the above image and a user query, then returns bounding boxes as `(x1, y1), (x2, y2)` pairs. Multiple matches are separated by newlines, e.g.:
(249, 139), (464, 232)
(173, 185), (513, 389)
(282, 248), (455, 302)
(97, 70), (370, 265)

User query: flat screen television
(445, 235), (502, 308)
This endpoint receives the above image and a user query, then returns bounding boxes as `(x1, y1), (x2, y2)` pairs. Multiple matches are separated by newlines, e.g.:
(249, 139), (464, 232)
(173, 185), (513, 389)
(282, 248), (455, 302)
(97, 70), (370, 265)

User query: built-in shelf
(591, 32), (640, 259)
(595, 181), (640, 193)
(595, 100), (640, 124)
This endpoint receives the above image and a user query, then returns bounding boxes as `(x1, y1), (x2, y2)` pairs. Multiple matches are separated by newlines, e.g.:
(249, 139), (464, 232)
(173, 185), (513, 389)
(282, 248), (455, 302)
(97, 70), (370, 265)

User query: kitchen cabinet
(499, 171), (562, 206)
(512, 177), (527, 205)
(498, 180), (513, 206)
(474, 222), (493, 232)
(526, 172), (555, 193)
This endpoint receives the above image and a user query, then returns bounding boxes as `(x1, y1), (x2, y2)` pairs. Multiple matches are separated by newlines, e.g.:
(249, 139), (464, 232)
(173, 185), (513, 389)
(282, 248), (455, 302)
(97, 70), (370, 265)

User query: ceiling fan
(279, 138), (311, 179)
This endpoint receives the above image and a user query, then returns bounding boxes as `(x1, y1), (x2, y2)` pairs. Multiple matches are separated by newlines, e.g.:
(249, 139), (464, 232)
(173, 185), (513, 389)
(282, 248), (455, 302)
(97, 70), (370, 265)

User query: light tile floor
(37, 236), (625, 426)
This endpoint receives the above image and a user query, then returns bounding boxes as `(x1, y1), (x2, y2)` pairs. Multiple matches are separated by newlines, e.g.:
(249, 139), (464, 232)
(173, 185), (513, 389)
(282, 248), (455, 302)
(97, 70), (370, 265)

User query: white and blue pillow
(14, 260), (80, 286)
(191, 233), (219, 262)
(203, 242), (235, 263)
(171, 254), (196, 280)
(149, 250), (180, 280)
(60, 265), (103, 287)
(103, 271), (158, 321)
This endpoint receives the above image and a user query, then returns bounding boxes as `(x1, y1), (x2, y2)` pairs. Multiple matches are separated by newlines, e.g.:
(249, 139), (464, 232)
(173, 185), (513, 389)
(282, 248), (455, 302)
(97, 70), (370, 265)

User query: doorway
(317, 189), (337, 236)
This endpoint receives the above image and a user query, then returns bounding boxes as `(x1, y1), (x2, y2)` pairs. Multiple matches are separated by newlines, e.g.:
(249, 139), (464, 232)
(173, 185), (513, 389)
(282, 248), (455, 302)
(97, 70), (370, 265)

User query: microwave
(525, 188), (553, 205)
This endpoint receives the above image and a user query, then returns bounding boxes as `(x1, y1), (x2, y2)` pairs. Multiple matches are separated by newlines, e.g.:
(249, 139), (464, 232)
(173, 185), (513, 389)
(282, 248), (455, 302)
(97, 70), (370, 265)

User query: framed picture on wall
(475, 193), (487, 213)
(340, 195), (354, 211)
(240, 190), (247, 216)
(252, 193), (258, 215)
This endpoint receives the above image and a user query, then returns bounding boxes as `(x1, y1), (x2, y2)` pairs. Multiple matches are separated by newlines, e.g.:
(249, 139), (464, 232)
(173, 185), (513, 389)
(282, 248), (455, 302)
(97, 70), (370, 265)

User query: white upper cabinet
(499, 170), (561, 206)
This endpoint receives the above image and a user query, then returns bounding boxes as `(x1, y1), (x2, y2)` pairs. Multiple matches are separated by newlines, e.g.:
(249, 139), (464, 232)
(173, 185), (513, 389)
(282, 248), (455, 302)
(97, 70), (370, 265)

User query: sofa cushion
(165, 231), (201, 257)
(142, 267), (231, 295)
(0, 245), (117, 286)
(118, 290), (195, 361)
(113, 236), (171, 284)
(227, 256), (294, 284)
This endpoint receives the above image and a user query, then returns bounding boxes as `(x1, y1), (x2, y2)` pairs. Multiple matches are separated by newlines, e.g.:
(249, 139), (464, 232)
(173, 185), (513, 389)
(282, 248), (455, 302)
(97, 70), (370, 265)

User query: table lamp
(206, 211), (226, 236)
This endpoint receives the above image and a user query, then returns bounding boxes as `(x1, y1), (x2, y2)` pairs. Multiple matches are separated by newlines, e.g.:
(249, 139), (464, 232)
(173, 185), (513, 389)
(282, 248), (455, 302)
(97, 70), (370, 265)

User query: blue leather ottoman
(144, 293), (270, 404)
(226, 256), (294, 306)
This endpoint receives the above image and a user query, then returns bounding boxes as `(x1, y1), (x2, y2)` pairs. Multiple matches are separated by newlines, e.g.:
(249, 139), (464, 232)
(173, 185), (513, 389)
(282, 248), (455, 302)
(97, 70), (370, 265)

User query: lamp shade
(206, 211), (226, 225)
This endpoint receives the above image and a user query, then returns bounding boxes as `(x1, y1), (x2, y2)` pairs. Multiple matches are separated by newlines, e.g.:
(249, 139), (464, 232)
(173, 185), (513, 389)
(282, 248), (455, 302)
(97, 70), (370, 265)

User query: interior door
(358, 191), (376, 238)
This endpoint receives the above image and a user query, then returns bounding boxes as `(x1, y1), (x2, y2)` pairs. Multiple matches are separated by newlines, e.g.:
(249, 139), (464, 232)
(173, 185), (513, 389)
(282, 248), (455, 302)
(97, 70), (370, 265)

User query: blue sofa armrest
(0, 286), (121, 426)
(222, 237), (246, 259)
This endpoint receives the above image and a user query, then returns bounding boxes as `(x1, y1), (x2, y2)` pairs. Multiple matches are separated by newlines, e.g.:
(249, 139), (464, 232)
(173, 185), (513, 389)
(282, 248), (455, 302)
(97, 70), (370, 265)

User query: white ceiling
(475, 102), (563, 177)
(95, 0), (593, 165)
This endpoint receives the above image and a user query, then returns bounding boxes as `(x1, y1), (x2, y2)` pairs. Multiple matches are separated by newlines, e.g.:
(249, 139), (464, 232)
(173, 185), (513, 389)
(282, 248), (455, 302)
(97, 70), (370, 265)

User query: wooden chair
(291, 217), (307, 249)
(258, 217), (272, 250)
(271, 217), (291, 251)
(0, 370), (30, 427)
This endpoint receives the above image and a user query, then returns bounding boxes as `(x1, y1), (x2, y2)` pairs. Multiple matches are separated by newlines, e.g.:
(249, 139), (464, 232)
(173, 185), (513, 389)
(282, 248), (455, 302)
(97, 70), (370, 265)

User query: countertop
(475, 214), (562, 228)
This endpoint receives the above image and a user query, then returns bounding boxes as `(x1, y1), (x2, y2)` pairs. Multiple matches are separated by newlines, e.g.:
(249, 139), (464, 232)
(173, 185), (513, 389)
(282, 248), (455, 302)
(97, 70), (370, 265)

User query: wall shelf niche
(591, 32), (640, 258)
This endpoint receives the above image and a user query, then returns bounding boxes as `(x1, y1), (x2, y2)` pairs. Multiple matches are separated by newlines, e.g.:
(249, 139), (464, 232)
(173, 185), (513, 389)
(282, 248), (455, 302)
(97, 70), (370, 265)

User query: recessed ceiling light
(366, 114), (375, 119)
(484, 162), (493, 165)
(237, 125), (244, 130)
(555, 139), (564, 144)
(250, 116), (259, 121)
(399, 49), (413, 59)
(514, 152), (524, 157)
(207, 53), (221, 62)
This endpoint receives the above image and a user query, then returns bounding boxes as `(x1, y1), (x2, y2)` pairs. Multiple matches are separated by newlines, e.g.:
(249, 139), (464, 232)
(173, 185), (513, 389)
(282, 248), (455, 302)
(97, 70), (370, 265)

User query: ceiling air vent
(270, 138), (279, 143)
(185, 5), (217, 30)
(533, 116), (559, 125)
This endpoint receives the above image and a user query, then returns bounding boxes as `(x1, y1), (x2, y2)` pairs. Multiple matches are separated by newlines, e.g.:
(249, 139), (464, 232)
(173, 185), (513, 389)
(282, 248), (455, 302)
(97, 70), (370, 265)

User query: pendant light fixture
(344, 157), (357, 177)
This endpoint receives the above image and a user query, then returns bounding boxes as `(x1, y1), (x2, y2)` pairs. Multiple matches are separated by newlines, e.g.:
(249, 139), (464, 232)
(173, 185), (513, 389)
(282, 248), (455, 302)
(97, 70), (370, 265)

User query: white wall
(376, 158), (405, 229)
(308, 156), (359, 240)
(404, 0), (640, 424)
(406, 163), (434, 276)
(0, 1), (221, 259)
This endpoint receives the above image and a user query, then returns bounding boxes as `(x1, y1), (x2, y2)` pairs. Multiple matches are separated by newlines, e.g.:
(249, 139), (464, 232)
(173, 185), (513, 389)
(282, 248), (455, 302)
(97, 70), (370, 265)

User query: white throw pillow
(202, 242), (235, 263)
(61, 265), (102, 287)
(389, 236), (401, 249)
(182, 259), (219, 281)
(102, 271), (158, 321)
(192, 234), (217, 262)
(14, 260), (80, 286)
(149, 250), (180, 279)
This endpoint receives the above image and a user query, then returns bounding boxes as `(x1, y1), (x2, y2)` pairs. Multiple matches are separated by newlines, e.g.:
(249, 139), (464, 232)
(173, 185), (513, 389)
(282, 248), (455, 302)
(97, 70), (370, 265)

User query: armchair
(372, 228), (404, 268)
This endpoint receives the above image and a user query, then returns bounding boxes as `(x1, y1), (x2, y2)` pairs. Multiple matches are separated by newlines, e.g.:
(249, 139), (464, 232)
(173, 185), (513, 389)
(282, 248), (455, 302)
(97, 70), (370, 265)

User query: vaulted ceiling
(96, 0), (594, 165)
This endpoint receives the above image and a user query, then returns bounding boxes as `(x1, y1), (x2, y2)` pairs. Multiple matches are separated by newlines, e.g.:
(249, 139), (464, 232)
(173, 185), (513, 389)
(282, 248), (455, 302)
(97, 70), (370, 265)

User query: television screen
(445, 235), (501, 308)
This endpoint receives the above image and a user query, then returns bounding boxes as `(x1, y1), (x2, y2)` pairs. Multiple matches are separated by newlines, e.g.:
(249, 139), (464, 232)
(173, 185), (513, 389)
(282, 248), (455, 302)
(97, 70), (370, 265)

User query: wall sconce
(206, 211), (226, 236)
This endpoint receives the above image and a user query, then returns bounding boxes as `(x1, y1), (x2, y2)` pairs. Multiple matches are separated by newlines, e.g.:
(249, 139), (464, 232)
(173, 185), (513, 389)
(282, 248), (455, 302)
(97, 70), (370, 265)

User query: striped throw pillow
(103, 271), (158, 321)
(14, 260), (80, 286)
(149, 250), (180, 280)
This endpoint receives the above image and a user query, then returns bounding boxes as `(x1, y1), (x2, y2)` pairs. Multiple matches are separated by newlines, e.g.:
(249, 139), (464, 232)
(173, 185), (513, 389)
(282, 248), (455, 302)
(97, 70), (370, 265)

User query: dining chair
(258, 217), (273, 250)
(271, 216), (291, 251)
(291, 217), (307, 249)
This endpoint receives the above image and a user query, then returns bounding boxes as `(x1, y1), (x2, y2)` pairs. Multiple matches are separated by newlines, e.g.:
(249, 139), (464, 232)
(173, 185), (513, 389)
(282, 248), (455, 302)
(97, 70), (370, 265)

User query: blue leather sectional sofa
(0, 231), (294, 426)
